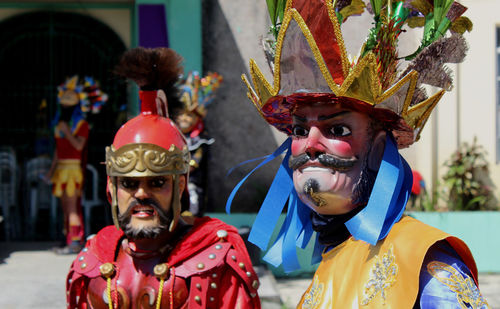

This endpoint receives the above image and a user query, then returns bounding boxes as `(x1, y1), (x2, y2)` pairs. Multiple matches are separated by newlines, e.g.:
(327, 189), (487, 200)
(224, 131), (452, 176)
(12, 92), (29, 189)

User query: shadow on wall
(203, 0), (281, 212)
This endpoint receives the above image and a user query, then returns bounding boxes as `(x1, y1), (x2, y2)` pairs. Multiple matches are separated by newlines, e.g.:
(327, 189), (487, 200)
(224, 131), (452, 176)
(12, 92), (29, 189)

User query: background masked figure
(176, 72), (222, 217)
(228, 0), (489, 307)
(66, 47), (260, 309)
(48, 76), (107, 254)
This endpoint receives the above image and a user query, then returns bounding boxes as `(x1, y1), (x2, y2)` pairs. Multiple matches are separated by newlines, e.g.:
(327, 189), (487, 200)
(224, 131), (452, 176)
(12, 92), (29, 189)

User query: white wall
(402, 0), (500, 204)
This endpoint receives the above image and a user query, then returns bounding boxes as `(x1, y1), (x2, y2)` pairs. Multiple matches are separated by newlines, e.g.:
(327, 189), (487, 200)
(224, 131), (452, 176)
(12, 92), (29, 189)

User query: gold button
(153, 263), (169, 279)
(208, 254), (216, 260)
(194, 295), (201, 303)
(216, 230), (228, 238)
(238, 262), (245, 269)
(197, 263), (205, 270)
(196, 283), (201, 290)
(215, 244), (222, 250)
(210, 282), (217, 289)
(252, 280), (260, 289)
(99, 263), (114, 278)
(80, 263), (87, 269)
(246, 271), (252, 277)
(231, 255), (236, 261)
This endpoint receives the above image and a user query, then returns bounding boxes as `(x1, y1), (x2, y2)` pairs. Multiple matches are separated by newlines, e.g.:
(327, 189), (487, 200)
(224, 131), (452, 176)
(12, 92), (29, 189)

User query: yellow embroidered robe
(297, 216), (477, 308)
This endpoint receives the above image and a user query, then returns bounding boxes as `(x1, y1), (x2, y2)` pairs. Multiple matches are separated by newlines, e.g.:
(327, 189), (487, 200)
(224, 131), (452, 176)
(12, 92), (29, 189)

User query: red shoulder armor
(174, 238), (260, 309)
(66, 226), (123, 308)
(175, 242), (232, 277)
(225, 247), (260, 298)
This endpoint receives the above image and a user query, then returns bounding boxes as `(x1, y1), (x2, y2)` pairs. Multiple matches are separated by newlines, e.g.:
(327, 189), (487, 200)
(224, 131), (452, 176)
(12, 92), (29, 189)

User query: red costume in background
(52, 119), (89, 246)
(67, 217), (260, 308)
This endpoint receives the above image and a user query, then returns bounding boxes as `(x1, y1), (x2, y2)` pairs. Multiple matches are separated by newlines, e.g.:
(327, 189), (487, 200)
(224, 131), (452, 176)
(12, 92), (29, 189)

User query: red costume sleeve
(75, 120), (89, 139)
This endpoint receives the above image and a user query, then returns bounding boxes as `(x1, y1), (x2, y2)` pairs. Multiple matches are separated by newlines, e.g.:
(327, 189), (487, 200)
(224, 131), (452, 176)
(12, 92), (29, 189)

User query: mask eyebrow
(292, 114), (307, 123)
(318, 111), (350, 121)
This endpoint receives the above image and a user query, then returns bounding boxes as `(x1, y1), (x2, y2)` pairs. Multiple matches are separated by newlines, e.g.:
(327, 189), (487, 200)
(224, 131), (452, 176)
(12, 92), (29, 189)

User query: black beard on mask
(351, 142), (378, 206)
(118, 198), (172, 240)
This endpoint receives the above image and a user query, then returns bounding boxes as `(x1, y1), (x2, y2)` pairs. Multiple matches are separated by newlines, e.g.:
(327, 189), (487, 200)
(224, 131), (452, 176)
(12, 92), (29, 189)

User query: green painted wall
(134, 0), (202, 73)
(132, 0), (202, 115)
(208, 212), (500, 277)
(409, 211), (500, 273)
(165, 0), (201, 73)
(208, 213), (320, 278)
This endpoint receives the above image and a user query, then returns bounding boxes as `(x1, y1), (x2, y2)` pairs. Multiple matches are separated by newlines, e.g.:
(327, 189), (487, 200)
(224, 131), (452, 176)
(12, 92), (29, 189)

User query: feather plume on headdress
(114, 47), (184, 117)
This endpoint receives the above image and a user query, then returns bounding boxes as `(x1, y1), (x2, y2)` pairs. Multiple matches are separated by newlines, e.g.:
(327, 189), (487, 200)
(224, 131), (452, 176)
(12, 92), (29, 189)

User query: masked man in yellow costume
(227, 0), (490, 307)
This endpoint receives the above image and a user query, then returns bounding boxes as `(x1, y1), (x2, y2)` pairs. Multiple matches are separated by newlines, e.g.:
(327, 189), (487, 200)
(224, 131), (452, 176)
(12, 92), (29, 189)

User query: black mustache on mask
(289, 152), (357, 172)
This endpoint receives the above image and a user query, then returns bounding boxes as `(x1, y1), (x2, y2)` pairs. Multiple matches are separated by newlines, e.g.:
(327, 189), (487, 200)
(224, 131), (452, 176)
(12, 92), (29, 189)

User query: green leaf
(370, 0), (383, 17)
(276, 0), (285, 25)
(339, 0), (366, 21)
(266, 0), (278, 25)
(450, 16), (473, 34)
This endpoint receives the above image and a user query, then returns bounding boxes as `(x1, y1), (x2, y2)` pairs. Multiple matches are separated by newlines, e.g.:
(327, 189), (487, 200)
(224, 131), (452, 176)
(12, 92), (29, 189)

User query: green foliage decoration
(442, 138), (494, 211)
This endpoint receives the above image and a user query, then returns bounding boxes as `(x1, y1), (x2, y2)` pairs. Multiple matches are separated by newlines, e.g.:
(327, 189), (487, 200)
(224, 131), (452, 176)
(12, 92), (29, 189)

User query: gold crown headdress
(242, 0), (472, 147)
(57, 75), (85, 107)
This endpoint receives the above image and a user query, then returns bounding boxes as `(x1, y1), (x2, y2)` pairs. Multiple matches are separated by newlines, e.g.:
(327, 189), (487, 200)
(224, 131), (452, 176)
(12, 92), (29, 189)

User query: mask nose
(305, 126), (326, 160)
(134, 181), (150, 199)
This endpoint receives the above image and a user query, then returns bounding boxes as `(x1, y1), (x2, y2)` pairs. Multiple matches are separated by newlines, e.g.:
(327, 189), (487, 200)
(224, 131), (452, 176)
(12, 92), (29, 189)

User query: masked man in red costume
(66, 47), (260, 309)
(48, 76), (89, 254)
(228, 0), (489, 307)
(176, 72), (222, 217)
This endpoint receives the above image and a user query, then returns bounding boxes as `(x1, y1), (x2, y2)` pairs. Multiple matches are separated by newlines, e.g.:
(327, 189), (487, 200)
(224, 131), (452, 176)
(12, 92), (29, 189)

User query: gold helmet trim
(105, 143), (190, 177)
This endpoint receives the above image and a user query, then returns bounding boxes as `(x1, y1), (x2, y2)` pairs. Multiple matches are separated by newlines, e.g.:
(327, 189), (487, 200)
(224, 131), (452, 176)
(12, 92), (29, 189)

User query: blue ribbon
(345, 134), (412, 245)
(225, 155), (270, 178)
(225, 138), (292, 214)
(226, 133), (412, 273)
(226, 138), (319, 272)
(247, 148), (293, 250)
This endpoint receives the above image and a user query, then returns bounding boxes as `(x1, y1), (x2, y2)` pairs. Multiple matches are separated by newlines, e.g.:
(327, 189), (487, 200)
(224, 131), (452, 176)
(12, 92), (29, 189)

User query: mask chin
(297, 177), (354, 215)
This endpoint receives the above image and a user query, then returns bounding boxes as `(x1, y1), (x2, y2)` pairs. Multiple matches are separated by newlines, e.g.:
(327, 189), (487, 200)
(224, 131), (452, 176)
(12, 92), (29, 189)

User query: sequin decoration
(302, 275), (324, 309)
(361, 244), (398, 305)
(427, 261), (490, 309)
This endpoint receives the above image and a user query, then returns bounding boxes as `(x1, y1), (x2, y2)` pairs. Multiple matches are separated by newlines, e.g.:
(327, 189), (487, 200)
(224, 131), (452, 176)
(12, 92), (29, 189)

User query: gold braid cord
(106, 143), (190, 177)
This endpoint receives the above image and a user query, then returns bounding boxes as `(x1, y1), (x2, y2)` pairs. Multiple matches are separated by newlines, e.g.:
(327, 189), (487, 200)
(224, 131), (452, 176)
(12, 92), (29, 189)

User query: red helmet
(106, 47), (189, 232)
(106, 90), (190, 232)
(106, 90), (189, 177)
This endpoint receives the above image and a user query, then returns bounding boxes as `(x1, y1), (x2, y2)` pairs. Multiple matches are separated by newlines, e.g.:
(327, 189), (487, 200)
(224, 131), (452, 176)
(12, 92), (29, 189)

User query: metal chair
(24, 156), (58, 240)
(0, 149), (19, 240)
(82, 164), (105, 236)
